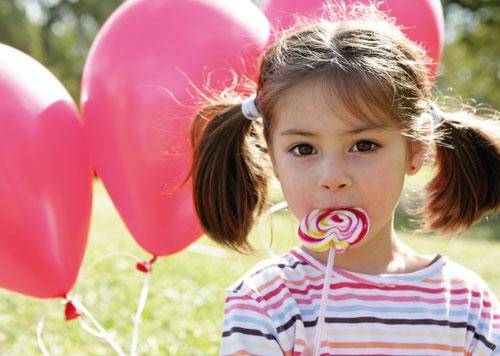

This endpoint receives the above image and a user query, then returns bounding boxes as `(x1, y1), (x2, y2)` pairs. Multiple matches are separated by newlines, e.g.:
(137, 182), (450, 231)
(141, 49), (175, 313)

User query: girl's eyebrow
(279, 125), (388, 137)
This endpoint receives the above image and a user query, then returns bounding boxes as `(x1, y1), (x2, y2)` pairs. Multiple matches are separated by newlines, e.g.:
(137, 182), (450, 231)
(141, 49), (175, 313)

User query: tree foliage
(439, 0), (499, 107)
(0, 0), (123, 102)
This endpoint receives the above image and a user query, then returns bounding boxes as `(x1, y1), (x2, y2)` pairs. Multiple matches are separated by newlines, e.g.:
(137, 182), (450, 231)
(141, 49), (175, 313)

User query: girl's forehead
(272, 77), (395, 133)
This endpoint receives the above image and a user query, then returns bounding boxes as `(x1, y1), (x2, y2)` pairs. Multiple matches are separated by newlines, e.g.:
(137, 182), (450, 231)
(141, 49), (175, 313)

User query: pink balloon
(81, 0), (270, 256)
(0, 44), (92, 299)
(261, 0), (444, 80)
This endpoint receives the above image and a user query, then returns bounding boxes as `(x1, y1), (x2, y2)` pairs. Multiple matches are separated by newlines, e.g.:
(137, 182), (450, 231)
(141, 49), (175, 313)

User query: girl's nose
(318, 163), (352, 192)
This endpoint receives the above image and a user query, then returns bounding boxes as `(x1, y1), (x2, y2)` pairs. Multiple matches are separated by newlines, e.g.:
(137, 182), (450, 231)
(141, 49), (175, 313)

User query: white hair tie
(241, 94), (261, 121)
(429, 102), (445, 125)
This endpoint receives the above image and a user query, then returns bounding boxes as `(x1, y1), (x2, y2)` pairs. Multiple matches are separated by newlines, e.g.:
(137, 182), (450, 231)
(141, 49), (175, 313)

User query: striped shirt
(220, 246), (500, 355)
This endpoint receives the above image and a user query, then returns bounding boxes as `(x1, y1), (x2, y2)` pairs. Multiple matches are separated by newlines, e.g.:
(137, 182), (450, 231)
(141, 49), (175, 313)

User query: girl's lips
(320, 205), (353, 211)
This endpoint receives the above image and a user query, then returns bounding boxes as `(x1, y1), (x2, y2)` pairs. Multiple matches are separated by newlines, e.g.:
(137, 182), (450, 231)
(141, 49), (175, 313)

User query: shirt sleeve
(465, 284), (500, 355)
(219, 287), (284, 356)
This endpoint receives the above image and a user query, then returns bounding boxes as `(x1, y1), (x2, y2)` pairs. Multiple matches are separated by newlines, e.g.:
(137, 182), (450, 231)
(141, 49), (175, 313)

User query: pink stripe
(289, 283), (325, 295)
(263, 283), (287, 301)
(265, 287), (300, 312)
(334, 267), (390, 286)
(470, 301), (492, 308)
(224, 303), (269, 316)
(226, 294), (274, 314)
(225, 295), (276, 315)
(289, 282), (471, 295)
(225, 295), (253, 302)
(469, 290), (482, 297)
(450, 299), (471, 305)
(268, 293), (293, 311)
(480, 311), (495, 319)
(295, 294), (323, 306)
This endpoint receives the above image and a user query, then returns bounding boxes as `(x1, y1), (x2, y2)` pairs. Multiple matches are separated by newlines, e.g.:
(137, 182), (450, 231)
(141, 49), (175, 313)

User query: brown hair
(186, 2), (500, 252)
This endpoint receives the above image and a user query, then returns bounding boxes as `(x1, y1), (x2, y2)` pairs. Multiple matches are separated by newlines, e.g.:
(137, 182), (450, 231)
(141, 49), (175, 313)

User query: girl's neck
(301, 219), (433, 275)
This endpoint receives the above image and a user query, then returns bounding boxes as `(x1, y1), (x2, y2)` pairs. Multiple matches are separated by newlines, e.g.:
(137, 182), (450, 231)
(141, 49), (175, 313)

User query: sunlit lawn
(0, 171), (498, 355)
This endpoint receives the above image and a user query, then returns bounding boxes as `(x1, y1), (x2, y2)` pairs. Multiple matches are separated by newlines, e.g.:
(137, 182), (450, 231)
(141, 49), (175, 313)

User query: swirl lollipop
(298, 207), (369, 356)
(298, 207), (369, 253)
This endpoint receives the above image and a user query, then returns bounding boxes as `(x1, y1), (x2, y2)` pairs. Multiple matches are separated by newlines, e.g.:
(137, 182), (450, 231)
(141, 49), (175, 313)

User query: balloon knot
(64, 299), (80, 321)
(136, 255), (157, 273)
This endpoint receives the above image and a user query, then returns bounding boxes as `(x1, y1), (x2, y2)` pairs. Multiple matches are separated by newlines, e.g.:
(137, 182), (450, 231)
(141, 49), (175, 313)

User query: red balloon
(0, 44), (92, 299)
(81, 0), (270, 256)
(261, 0), (444, 80)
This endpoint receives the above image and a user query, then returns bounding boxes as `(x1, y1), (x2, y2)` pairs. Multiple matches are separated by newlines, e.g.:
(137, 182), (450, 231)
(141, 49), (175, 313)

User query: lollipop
(298, 207), (369, 253)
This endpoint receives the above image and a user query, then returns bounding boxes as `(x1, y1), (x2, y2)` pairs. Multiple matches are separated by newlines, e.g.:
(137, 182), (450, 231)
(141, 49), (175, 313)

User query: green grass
(0, 178), (498, 355)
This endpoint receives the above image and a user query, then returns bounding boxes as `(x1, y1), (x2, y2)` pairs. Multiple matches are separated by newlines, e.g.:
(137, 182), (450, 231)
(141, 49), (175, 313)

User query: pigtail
(187, 102), (271, 253)
(418, 110), (500, 235)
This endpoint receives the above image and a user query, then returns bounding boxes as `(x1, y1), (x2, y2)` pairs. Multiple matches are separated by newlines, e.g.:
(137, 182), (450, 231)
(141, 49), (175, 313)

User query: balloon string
(259, 201), (288, 257)
(75, 251), (141, 296)
(258, 208), (276, 258)
(78, 317), (106, 338)
(82, 251), (139, 275)
(313, 246), (335, 356)
(36, 317), (51, 356)
(268, 201), (288, 214)
(186, 243), (227, 258)
(130, 270), (152, 356)
(70, 297), (126, 356)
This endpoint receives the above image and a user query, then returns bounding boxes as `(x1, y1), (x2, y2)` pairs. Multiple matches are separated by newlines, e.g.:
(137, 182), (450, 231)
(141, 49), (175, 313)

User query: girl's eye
(289, 144), (316, 157)
(289, 140), (380, 157)
(352, 140), (380, 153)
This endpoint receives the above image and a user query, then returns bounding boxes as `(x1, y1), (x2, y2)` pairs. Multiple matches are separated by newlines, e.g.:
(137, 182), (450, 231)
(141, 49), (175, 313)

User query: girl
(187, 3), (500, 355)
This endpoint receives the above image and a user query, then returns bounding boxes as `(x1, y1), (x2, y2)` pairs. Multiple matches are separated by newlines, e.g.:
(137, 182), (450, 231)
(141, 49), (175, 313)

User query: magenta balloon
(0, 44), (92, 299)
(261, 0), (444, 80)
(81, 0), (270, 256)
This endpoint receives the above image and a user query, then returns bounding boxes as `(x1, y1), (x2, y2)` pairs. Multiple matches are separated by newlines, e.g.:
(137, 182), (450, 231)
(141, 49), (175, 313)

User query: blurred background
(1, 0), (499, 106)
(0, 1), (499, 355)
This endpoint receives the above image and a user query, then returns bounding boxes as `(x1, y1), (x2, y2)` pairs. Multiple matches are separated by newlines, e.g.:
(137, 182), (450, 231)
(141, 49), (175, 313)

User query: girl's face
(269, 81), (424, 248)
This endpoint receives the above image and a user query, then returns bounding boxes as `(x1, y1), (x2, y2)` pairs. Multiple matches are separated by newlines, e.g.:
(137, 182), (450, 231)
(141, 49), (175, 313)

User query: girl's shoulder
(442, 257), (498, 300)
(444, 257), (493, 287)
(225, 248), (313, 298)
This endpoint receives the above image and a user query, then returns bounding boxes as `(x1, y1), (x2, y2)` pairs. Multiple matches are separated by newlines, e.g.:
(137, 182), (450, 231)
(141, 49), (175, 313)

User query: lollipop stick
(313, 246), (335, 356)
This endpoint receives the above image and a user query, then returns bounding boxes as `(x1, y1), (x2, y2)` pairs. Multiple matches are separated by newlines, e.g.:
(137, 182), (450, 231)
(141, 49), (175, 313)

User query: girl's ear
(405, 140), (428, 176)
